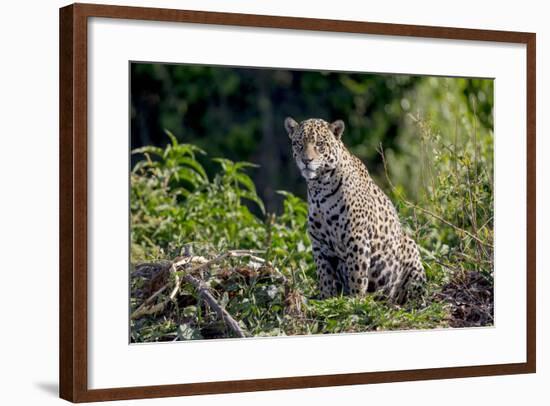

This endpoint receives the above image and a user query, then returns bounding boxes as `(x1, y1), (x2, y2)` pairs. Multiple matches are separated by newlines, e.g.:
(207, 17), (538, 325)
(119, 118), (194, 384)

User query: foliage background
(130, 63), (494, 342)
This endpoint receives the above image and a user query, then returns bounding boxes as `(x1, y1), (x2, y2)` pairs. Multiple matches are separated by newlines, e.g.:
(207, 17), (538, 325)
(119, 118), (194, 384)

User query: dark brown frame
(59, 3), (536, 402)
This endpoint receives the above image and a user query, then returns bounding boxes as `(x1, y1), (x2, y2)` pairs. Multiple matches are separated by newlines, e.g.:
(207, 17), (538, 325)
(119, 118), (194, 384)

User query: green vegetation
(130, 67), (494, 342)
(130, 117), (493, 340)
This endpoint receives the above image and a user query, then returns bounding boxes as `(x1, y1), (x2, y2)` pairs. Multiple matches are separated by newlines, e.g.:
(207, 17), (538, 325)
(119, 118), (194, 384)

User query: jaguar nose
(302, 158), (313, 166)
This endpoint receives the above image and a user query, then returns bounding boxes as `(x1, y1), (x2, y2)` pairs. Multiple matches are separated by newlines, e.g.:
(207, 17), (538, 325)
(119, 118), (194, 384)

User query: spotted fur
(285, 117), (426, 303)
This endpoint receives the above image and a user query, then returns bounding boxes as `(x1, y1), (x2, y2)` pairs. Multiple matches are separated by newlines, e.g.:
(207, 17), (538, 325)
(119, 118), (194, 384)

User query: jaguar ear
(284, 117), (299, 138)
(329, 120), (345, 139)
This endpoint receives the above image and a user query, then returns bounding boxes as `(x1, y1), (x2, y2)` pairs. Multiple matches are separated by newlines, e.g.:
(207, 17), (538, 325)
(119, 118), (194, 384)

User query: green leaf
(164, 129), (178, 146)
(131, 145), (163, 156)
(235, 172), (256, 193)
(179, 157), (208, 181)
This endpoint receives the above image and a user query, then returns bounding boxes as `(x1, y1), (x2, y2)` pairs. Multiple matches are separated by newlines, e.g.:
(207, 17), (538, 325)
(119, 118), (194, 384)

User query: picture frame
(59, 2), (536, 402)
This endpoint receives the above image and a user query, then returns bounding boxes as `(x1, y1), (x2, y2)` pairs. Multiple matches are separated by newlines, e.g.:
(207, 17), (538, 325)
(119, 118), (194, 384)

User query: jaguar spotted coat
(284, 117), (426, 304)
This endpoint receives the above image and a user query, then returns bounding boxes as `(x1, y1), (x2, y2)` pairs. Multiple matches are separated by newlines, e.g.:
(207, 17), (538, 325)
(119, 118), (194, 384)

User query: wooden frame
(59, 3), (536, 402)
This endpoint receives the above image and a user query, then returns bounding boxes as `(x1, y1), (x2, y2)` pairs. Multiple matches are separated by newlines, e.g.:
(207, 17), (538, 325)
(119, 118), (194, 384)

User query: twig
(131, 249), (272, 337)
(169, 253), (228, 299)
(455, 251), (493, 265)
(131, 257), (193, 319)
(182, 273), (246, 338)
(408, 203), (491, 249)
(131, 254), (229, 319)
(377, 144), (492, 249)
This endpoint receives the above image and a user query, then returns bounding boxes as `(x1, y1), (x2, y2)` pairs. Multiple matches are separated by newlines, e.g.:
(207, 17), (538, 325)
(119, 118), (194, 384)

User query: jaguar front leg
(345, 241), (371, 297)
(311, 240), (342, 299)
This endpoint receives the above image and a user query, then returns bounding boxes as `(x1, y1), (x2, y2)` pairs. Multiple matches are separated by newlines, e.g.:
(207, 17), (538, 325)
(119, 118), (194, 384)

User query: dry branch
(131, 257), (196, 320)
(182, 273), (246, 338)
(131, 250), (271, 338)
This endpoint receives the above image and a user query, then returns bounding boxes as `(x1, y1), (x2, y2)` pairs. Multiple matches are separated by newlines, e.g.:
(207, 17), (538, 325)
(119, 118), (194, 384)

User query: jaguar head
(284, 117), (345, 181)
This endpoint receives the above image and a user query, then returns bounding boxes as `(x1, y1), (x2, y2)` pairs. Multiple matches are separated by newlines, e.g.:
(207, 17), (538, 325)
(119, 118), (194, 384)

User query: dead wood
(130, 250), (269, 338)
